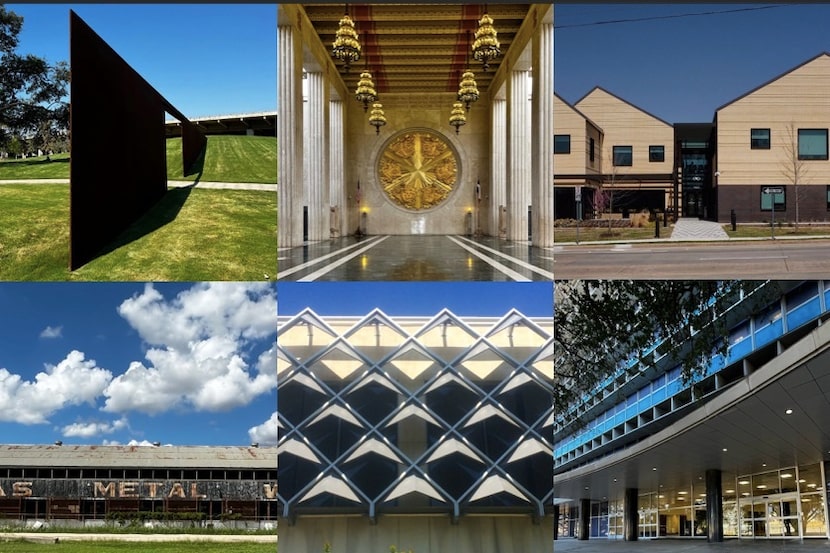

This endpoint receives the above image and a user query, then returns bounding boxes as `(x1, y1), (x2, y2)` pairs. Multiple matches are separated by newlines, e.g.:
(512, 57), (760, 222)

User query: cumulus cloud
(103, 283), (277, 414)
(248, 411), (278, 446)
(39, 326), (63, 339)
(0, 351), (112, 425)
(62, 417), (128, 438)
(103, 439), (163, 447)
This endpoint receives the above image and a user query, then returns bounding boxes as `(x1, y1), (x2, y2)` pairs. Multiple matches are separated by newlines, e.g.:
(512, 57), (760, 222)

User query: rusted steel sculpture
(69, 11), (206, 269)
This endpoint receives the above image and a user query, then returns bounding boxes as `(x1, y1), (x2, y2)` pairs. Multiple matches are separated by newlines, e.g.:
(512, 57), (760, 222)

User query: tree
(0, 5), (69, 150)
(781, 122), (808, 231)
(553, 280), (777, 426)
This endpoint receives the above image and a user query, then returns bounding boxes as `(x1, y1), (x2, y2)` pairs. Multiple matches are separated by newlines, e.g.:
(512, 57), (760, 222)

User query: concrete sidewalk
(555, 539), (830, 552)
(670, 218), (729, 241)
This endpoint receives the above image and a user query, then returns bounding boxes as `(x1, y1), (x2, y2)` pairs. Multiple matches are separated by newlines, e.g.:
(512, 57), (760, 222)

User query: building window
(750, 128), (770, 149)
(760, 187), (786, 211)
(613, 146), (632, 166)
(798, 129), (829, 160)
(648, 145), (665, 162)
(589, 137), (595, 163)
(826, 186), (830, 210)
(554, 135), (571, 154)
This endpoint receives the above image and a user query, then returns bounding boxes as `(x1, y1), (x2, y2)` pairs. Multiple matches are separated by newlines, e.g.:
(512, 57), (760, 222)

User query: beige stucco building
(715, 52), (830, 222)
(553, 93), (602, 219)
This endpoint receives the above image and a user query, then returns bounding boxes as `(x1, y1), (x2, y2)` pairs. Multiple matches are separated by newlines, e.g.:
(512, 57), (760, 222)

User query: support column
(706, 469), (724, 542)
(624, 488), (638, 541)
(578, 498), (590, 540)
(329, 98), (345, 238)
(305, 71), (329, 242)
(491, 98), (506, 238)
(553, 505), (560, 540)
(278, 22), (304, 248)
(506, 69), (532, 242)
(531, 13), (554, 247)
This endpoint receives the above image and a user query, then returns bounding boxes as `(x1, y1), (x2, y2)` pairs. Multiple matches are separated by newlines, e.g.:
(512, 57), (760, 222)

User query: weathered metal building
(0, 445), (276, 525)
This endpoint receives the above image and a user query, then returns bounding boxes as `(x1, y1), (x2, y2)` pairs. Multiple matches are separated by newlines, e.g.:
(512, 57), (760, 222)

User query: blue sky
(278, 282), (554, 317)
(555, 4), (830, 123)
(0, 283), (276, 447)
(7, 4), (276, 117)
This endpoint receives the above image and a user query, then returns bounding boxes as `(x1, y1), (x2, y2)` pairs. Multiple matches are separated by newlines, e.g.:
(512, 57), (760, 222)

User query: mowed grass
(0, 540), (275, 553)
(0, 154), (70, 179)
(554, 226), (660, 242)
(0, 135), (276, 184)
(0, 184), (276, 281)
(724, 224), (830, 238)
(167, 135), (277, 183)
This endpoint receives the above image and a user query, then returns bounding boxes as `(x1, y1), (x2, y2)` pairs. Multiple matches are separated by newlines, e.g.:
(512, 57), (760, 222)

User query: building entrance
(741, 493), (801, 538)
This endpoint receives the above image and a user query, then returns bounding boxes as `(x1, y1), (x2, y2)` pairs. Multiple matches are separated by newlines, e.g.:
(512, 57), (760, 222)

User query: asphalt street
(552, 240), (830, 279)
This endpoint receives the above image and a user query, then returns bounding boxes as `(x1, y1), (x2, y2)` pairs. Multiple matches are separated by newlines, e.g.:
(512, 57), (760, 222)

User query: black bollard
(730, 209), (737, 231)
(655, 214), (660, 238)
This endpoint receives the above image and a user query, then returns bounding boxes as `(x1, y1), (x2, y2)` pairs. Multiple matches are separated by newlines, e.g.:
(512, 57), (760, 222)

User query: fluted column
(329, 99), (345, 238)
(491, 98), (507, 238)
(531, 18), (554, 247)
(506, 69), (532, 241)
(278, 23), (304, 248)
(305, 72), (329, 242)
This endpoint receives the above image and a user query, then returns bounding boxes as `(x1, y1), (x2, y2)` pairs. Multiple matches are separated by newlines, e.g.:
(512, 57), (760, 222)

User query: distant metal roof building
(165, 111), (277, 137)
(0, 445), (276, 469)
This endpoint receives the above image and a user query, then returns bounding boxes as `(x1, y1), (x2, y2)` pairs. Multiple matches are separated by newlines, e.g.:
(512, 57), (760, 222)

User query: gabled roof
(575, 86), (673, 128)
(716, 52), (830, 113)
(554, 92), (604, 134)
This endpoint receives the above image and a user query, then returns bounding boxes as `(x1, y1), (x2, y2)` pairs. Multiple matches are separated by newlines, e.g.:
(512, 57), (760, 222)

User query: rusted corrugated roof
(0, 445), (276, 469)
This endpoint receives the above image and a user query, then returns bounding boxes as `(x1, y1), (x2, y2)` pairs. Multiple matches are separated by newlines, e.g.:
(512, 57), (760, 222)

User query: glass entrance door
(741, 494), (801, 538)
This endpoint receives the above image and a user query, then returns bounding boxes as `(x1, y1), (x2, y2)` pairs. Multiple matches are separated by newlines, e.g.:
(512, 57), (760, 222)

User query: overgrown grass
(0, 540), (275, 553)
(167, 135), (277, 183)
(0, 154), (70, 179)
(0, 184), (276, 281)
(724, 224), (830, 238)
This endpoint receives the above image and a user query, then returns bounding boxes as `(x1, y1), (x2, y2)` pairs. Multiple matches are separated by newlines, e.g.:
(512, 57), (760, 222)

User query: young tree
(0, 5), (69, 148)
(781, 123), (809, 231)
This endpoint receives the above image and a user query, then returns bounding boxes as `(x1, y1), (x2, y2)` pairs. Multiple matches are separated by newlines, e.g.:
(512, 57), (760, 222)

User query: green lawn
(0, 184), (276, 281)
(0, 540), (275, 553)
(0, 154), (70, 179)
(554, 226), (660, 242)
(724, 224), (830, 238)
(0, 135), (276, 184)
(167, 135), (277, 183)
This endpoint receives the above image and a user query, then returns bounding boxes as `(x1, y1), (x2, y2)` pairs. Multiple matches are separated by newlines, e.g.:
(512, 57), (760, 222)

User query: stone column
(506, 69), (532, 242)
(491, 98), (507, 238)
(624, 488), (639, 541)
(578, 498), (590, 540)
(531, 18), (554, 247)
(706, 469), (724, 542)
(305, 71), (329, 242)
(278, 23), (304, 248)
(329, 99), (345, 238)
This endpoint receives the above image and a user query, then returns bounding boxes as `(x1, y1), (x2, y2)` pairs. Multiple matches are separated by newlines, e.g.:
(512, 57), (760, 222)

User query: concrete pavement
(555, 538), (830, 552)
(670, 218), (730, 241)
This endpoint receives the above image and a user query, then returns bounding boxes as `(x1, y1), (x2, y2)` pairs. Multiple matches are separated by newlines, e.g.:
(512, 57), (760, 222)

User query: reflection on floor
(277, 235), (554, 282)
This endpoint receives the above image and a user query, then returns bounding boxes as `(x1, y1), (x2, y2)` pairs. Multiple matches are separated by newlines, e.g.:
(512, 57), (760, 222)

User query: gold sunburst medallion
(377, 131), (458, 211)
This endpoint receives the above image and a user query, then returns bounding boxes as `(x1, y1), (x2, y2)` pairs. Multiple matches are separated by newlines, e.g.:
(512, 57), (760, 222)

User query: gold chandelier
(369, 102), (387, 135)
(332, 8), (361, 72)
(472, 12), (500, 72)
(457, 31), (480, 111)
(355, 70), (378, 112)
(449, 101), (466, 134)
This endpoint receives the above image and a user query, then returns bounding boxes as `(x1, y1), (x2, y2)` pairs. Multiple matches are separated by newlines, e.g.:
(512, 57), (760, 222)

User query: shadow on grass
(80, 145), (206, 267)
(1, 157), (70, 167)
(184, 143), (206, 180)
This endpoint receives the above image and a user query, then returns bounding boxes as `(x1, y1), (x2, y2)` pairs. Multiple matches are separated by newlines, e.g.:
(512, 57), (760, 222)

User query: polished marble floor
(277, 235), (554, 281)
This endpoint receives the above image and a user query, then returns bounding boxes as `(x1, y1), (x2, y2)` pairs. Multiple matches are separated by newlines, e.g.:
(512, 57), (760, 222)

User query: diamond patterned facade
(277, 308), (553, 523)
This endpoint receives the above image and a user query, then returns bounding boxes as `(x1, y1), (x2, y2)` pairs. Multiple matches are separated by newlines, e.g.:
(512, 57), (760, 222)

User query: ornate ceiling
(301, 4), (532, 96)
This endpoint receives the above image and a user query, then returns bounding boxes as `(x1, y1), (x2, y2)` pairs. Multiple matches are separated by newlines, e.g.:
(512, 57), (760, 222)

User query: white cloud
(62, 417), (128, 438)
(0, 351), (112, 425)
(248, 411), (278, 446)
(39, 325), (63, 339)
(103, 283), (277, 414)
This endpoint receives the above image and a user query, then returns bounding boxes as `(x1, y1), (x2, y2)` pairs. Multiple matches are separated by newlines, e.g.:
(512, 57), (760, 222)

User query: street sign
(763, 187), (784, 195)
(575, 186), (582, 202)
